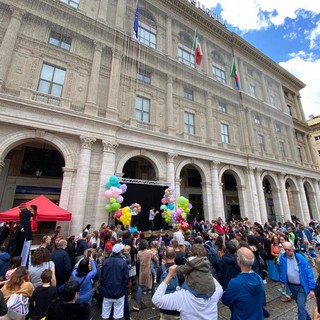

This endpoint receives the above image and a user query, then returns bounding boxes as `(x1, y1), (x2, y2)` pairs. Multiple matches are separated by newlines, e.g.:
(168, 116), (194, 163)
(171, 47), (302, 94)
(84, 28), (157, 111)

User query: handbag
(7, 293), (29, 320)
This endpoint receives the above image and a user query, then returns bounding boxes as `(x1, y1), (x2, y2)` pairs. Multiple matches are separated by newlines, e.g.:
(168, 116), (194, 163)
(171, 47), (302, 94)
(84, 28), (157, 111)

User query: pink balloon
(104, 190), (112, 198)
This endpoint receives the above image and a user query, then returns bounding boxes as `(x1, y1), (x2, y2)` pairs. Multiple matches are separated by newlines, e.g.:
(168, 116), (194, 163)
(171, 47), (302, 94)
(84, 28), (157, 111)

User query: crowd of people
(0, 203), (319, 319)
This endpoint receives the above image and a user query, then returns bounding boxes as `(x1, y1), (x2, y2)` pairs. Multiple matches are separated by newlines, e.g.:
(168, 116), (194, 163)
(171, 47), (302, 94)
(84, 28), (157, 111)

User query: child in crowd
(123, 245), (132, 268)
(176, 243), (216, 298)
(29, 269), (58, 320)
(150, 241), (159, 283)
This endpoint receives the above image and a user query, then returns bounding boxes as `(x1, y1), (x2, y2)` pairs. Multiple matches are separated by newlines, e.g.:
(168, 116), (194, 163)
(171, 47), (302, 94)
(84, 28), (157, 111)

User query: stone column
(166, 75), (175, 135)
(97, 0), (108, 21)
(293, 94), (303, 120)
(70, 136), (96, 235)
(86, 42), (104, 115)
(246, 167), (260, 222)
(279, 85), (287, 112)
(303, 134), (312, 164)
(166, 15), (172, 57)
(254, 168), (268, 223)
(237, 185), (252, 221)
(277, 172), (291, 221)
(166, 153), (177, 187)
(0, 8), (24, 87)
(0, 160), (5, 175)
(107, 49), (122, 120)
(115, 0), (126, 30)
(297, 94), (306, 121)
(175, 179), (181, 202)
(312, 180), (320, 220)
(210, 161), (224, 219)
(297, 176), (311, 223)
(95, 140), (119, 228)
(205, 93), (214, 144)
(202, 182), (213, 222)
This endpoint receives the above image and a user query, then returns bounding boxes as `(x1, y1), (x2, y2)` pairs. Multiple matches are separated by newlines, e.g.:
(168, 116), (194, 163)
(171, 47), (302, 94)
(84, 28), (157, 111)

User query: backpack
(204, 241), (219, 274)
(160, 265), (179, 294)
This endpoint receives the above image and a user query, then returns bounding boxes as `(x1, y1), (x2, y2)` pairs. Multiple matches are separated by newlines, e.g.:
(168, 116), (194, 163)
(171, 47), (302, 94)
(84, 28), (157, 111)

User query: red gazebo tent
(0, 195), (72, 221)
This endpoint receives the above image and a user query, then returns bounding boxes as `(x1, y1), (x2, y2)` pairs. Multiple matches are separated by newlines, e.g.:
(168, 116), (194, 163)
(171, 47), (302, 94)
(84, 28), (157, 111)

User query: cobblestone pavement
(91, 279), (316, 320)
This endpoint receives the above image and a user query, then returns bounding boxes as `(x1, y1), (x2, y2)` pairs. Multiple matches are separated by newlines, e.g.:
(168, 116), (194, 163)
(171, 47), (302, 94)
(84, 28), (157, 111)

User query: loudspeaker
(131, 215), (139, 227)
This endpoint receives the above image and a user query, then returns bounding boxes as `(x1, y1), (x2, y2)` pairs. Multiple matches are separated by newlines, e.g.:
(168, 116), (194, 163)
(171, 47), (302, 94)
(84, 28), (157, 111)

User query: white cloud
(280, 55), (320, 117)
(200, 1), (320, 33)
(309, 20), (320, 49)
(284, 31), (297, 40)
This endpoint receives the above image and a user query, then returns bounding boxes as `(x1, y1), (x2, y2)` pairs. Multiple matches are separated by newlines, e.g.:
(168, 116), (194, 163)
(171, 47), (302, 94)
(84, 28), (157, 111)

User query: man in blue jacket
(222, 247), (265, 320)
(279, 241), (315, 320)
(297, 223), (313, 244)
(100, 243), (128, 320)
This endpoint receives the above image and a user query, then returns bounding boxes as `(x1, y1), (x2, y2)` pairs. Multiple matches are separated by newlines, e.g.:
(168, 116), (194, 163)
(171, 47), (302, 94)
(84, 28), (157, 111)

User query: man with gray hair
(222, 247), (265, 319)
(50, 239), (72, 295)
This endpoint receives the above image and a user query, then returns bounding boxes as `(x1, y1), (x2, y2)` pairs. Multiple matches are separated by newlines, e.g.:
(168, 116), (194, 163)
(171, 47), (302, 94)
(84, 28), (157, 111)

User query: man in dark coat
(19, 203), (33, 266)
(100, 243), (128, 319)
(51, 239), (72, 295)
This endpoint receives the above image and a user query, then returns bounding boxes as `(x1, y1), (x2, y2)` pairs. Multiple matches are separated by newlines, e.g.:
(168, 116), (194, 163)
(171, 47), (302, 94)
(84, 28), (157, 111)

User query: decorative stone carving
(102, 140), (119, 152)
(80, 136), (96, 149)
(167, 153), (178, 162)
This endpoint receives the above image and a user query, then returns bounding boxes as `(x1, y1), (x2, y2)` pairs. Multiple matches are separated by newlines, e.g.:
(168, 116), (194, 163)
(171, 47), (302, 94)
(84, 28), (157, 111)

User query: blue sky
(200, 0), (320, 117)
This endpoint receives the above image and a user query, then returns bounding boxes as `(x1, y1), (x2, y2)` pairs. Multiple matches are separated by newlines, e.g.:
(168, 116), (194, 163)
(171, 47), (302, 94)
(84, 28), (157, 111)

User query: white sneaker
(263, 279), (267, 284)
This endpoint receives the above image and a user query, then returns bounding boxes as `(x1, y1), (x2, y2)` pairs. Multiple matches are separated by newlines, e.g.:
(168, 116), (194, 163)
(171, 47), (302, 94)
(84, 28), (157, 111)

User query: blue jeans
(136, 282), (155, 305)
(288, 284), (311, 320)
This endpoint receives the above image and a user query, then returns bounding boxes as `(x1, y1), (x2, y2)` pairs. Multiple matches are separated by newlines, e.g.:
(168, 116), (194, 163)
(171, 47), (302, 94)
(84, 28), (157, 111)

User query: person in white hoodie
(152, 263), (223, 320)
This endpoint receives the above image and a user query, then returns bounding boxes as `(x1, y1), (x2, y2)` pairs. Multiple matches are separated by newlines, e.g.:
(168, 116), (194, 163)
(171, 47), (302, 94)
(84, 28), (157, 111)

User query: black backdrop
(122, 183), (167, 231)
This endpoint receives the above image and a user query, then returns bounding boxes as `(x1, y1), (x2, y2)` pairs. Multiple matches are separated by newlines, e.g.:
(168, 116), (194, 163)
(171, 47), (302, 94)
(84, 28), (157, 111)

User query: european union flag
(133, 1), (139, 38)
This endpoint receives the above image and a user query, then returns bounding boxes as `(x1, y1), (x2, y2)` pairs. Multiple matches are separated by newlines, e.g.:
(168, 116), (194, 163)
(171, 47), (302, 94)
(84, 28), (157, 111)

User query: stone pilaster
(106, 49), (122, 120)
(85, 42), (104, 115)
(0, 8), (24, 87)
(166, 75), (175, 135)
(166, 15), (172, 57)
(166, 153), (177, 187)
(205, 92), (214, 144)
(97, 0), (108, 21)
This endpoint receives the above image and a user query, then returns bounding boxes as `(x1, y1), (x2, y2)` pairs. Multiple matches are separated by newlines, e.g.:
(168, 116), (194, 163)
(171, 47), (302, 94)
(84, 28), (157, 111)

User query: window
(275, 124), (281, 133)
(287, 105), (292, 116)
(218, 101), (227, 113)
(184, 88), (193, 101)
(137, 21), (156, 48)
(178, 46), (195, 68)
(221, 123), (230, 144)
(48, 31), (71, 51)
(318, 150), (320, 156)
(258, 134), (265, 152)
(297, 147), (303, 162)
(37, 63), (66, 97)
(212, 65), (226, 83)
(137, 69), (151, 84)
(270, 95), (276, 107)
(315, 135), (320, 141)
(279, 141), (286, 158)
(60, 0), (79, 8)
(135, 96), (150, 123)
(255, 115), (261, 125)
(184, 112), (195, 135)
(250, 84), (256, 97)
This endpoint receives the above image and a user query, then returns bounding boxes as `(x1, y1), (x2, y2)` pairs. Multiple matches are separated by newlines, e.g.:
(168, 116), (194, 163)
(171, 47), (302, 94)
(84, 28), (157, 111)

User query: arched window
(178, 32), (195, 68)
(136, 8), (157, 49)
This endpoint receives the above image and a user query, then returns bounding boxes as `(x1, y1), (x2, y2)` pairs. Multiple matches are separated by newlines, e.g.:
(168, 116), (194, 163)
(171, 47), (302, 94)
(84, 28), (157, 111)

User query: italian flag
(230, 58), (240, 90)
(192, 30), (203, 65)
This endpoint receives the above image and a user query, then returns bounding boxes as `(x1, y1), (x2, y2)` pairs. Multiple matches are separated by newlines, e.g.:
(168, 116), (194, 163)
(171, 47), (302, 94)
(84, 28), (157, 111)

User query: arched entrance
(121, 156), (166, 231)
(304, 181), (317, 220)
(179, 165), (203, 222)
(0, 141), (65, 235)
(222, 171), (240, 221)
(286, 178), (301, 222)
